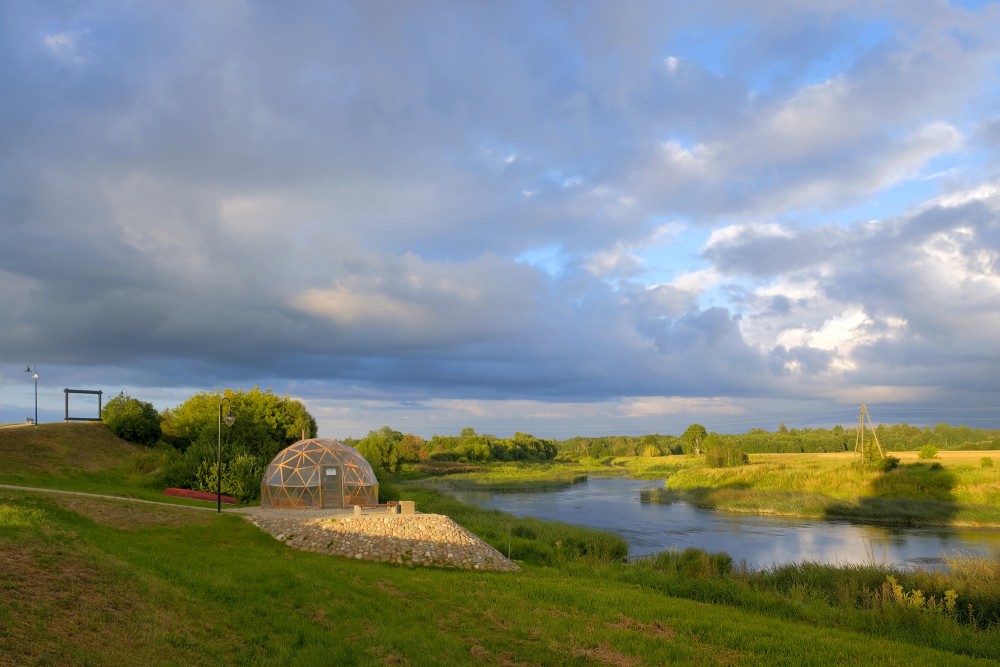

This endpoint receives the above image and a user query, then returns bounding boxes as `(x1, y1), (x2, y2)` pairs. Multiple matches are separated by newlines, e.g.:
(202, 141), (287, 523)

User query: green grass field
(643, 451), (1000, 527)
(2, 424), (999, 665)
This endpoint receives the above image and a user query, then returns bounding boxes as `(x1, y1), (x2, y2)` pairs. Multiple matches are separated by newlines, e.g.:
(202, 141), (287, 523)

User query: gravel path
(233, 506), (519, 572)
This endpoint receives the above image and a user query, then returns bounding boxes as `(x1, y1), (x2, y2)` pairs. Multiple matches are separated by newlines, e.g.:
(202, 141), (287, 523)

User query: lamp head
(224, 410), (236, 427)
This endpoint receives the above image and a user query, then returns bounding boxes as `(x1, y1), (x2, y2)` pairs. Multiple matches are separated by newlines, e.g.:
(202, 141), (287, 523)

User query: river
(449, 476), (1000, 569)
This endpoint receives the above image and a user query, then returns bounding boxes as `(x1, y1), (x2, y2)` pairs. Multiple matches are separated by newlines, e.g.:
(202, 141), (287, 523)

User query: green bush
(195, 452), (264, 503)
(918, 444), (939, 459)
(157, 387), (318, 493)
(880, 456), (901, 472)
(699, 432), (749, 468)
(981, 457), (994, 469)
(377, 475), (400, 502)
(102, 393), (162, 446)
(704, 440), (749, 468)
(355, 427), (403, 473)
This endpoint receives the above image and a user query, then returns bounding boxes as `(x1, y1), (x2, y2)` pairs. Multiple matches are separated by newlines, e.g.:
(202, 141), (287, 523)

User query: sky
(3, 1), (1000, 439)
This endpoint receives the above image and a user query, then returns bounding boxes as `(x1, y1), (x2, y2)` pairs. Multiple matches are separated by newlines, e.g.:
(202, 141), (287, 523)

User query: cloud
(3, 2), (1000, 435)
(621, 396), (745, 418)
(290, 252), (541, 350)
(717, 181), (1000, 395)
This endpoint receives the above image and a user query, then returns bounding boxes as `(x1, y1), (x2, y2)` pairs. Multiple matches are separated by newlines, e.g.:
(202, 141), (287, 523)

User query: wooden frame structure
(64, 388), (103, 422)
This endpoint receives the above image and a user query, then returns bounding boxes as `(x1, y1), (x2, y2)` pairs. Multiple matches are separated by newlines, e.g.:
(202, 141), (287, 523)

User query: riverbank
(420, 452), (1000, 528)
(650, 451), (1000, 528)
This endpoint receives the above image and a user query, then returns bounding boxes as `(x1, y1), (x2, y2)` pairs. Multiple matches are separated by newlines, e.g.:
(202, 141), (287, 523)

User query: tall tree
(159, 387), (317, 499)
(681, 423), (708, 455)
(399, 433), (429, 462)
(356, 426), (404, 474)
(102, 391), (162, 446)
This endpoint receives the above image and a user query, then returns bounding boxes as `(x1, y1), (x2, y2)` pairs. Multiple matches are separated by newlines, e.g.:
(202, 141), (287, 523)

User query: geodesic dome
(260, 438), (379, 509)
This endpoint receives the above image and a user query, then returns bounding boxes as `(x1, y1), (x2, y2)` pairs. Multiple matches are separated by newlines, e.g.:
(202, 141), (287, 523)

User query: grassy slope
(3, 490), (998, 666)
(2, 425), (998, 665)
(0, 423), (143, 476)
(0, 422), (212, 506)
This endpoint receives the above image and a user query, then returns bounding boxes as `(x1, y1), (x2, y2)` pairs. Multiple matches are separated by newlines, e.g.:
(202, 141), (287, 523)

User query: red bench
(163, 488), (236, 505)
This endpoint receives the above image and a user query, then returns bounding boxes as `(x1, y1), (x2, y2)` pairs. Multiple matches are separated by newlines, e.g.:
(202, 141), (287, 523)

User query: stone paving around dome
(232, 506), (519, 572)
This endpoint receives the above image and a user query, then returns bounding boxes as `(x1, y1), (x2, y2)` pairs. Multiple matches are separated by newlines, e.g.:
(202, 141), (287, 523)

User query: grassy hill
(0, 422), (194, 504)
(0, 422), (143, 476)
(1, 424), (999, 665)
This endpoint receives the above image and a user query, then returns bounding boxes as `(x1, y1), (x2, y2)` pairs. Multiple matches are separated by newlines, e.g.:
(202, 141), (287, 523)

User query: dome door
(321, 465), (344, 508)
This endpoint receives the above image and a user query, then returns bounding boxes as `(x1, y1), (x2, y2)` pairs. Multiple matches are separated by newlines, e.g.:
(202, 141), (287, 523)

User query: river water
(449, 476), (1000, 569)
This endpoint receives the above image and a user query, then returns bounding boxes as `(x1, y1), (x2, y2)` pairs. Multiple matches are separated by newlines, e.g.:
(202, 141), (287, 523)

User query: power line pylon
(855, 403), (885, 462)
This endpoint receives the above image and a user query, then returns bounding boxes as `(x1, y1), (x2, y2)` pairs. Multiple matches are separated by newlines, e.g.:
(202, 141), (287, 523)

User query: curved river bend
(450, 476), (1000, 569)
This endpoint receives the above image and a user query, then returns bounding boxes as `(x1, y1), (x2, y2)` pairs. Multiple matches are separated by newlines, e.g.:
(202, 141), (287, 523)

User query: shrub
(918, 444), (939, 459)
(880, 456), (901, 472)
(870, 575), (958, 616)
(195, 452), (264, 503)
(157, 387), (317, 491)
(356, 426), (403, 473)
(102, 392), (162, 446)
(981, 457), (994, 469)
(704, 441), (749, 468)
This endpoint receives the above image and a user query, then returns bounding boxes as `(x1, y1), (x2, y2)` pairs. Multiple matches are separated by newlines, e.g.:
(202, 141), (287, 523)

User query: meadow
(643, 451), (1000, 527)
(2, 423), (1000, 665)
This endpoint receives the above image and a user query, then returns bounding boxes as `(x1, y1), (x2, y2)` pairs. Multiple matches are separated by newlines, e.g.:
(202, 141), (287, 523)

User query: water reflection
(449, 476), (1000, 569)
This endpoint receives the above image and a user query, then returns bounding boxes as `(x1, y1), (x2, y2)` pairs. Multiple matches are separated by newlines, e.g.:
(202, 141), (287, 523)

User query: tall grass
(617, 547), (1000, 660)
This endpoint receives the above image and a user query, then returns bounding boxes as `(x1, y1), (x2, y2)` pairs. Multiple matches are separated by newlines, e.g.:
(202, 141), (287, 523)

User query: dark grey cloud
(702, 224), (848, 277)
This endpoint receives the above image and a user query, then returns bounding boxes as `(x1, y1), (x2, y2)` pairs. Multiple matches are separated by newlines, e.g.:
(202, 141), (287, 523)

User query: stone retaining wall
(244, 512), (519, 572)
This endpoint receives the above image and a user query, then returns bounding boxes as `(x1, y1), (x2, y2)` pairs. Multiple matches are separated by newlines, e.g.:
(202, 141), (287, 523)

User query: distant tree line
(554, 422), (1000, 459)
(345, 426), (558, 476)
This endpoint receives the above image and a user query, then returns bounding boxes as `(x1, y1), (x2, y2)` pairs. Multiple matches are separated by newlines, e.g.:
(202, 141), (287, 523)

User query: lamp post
(217, 396), (236, 513)
(24, 364), (38, 425)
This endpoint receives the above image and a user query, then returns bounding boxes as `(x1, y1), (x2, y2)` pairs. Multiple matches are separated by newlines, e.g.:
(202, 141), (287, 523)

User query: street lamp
(24, 364), (38, 425)
(217, 396), (236, 513)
